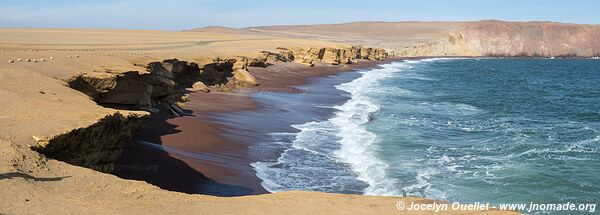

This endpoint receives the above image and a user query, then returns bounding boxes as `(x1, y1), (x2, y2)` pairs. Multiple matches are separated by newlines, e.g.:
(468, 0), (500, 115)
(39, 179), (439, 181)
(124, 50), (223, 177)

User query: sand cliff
(397, 21), (600, 57)
(3, 20), (594, 213)
(248, 20), (600, 57)
(27, 46), (387, 173)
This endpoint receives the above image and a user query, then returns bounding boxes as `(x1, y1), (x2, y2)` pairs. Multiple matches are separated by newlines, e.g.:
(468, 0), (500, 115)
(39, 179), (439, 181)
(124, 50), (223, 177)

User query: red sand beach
(114, 60), (396, 196)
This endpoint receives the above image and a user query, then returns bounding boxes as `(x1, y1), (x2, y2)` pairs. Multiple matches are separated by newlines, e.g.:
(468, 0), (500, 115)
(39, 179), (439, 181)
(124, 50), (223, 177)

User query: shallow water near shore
(222, 59), (600, 211)
(214, 70), (368, 194)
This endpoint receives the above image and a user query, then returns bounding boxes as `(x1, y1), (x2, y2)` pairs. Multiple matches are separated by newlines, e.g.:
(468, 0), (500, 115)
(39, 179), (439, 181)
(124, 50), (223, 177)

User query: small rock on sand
(9, 60), (14, 63)
(233, 69), (260, 86)
(67, 55), (72, 58)
(189, 82), (210, 93)
(17, 59), (22, 62)
(26, 59), (31, 62)
(49, 57), (54, 60)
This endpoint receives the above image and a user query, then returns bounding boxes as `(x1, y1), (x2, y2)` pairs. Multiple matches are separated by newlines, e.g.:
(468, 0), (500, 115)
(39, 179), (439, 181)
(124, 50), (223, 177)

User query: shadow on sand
(0, 172), (71, 182)
(112, 108), (255, 197)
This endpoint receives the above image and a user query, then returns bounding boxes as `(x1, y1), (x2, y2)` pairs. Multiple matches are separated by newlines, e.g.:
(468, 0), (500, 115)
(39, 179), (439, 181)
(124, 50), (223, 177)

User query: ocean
(222, 59), (600, 210)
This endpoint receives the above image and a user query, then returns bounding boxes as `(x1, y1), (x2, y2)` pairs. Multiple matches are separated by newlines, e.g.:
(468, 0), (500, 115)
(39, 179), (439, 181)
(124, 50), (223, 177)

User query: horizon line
(2, 19), (599, 32)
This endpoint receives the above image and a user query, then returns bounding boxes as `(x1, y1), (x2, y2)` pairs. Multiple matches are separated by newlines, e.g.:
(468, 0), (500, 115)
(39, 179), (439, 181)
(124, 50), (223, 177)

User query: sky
(0, 0), (599, 30)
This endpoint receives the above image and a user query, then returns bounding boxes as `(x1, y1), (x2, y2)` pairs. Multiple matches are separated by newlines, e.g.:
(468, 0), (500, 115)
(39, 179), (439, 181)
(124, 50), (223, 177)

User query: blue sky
(1, 0), (598, 30)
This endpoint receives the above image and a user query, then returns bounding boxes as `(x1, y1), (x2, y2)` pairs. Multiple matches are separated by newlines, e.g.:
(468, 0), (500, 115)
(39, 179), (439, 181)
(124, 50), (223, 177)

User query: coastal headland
(2, 20), (599, 214)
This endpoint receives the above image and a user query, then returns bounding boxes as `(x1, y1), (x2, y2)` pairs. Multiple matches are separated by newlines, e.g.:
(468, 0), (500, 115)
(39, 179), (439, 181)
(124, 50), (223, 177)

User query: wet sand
(114, 59), (397, 196)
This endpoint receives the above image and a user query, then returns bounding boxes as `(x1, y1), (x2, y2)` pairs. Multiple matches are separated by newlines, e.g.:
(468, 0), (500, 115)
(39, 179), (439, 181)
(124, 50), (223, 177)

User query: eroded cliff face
(41, 58), (263, 171)
(463, 21), (600, 57)
(67, 45), (388, 111)
(396, 33), (479, 57)
(66, 58), (262, 111)
(397, 21), (600, 57)
(68, 71), (154, 108)
(38, 45), (390, 172)
(33, 112), (148, 172)
(261, 46), (388, 66)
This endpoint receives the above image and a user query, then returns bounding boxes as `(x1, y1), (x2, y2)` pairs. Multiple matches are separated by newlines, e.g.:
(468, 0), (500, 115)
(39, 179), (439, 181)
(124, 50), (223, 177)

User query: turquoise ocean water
(248, 59), (600, 213)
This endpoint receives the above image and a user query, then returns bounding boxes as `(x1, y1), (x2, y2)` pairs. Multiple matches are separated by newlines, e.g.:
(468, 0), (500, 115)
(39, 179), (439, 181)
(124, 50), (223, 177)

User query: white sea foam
(419, 57), (464, 62)
(329, 61), (415, 196)
(402, 58), (462, 65)
(252, 59), (442, 195)
(401, 168), (446, 199)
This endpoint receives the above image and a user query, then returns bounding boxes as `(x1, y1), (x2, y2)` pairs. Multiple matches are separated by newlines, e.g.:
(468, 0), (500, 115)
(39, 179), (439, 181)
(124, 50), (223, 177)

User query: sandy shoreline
(114, 59), (397, 196)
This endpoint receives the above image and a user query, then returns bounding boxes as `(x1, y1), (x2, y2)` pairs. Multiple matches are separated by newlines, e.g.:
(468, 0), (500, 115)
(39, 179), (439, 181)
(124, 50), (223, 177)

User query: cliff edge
(249, 20), (600, 57)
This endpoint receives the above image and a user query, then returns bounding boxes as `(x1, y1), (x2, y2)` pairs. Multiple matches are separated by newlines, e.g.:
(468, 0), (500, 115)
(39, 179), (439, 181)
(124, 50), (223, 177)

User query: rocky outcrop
(199, 59), (234, 86)
(353, 46), (389, 61)
(67, 46), (388, 112)
(232, 69), (259, 87)
(67, 58), (262, 110)
(396, 32), (479, 57)
(67, 59), (203, 109)
(147, 60), (195, 104)
(68, 71), (154, 107)
(290, 47), (321, 66)
(318, 48), (348, 65)
(261, 48), (295, 62)
(33, 112), (148, 172)
(260, 46), (389, 66)
(190, 81), (210, 93)
(197, 58), (263, 89)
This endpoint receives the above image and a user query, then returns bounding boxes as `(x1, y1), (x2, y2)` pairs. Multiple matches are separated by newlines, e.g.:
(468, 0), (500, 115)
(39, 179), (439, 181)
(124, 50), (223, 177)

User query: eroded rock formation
(33, 112), (148, 172)
(67, 59), (204, 109)
(68, 71), (154, 107)
(190, 81), (210, 93)
(52, 46), (389, 171)
(67, 58), (261, 110)
(67, 46), (389, 112)
(199, 59), (234, 86)
(259, 46), (388, 66)
(233, 69), (259, 87)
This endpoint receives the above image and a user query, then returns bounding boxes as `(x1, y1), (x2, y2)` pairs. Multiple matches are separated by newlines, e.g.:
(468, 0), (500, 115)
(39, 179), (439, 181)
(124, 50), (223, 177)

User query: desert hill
(213, 20), (600, 57)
